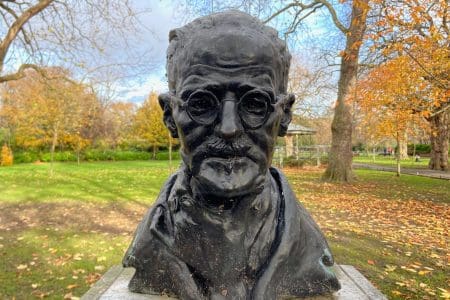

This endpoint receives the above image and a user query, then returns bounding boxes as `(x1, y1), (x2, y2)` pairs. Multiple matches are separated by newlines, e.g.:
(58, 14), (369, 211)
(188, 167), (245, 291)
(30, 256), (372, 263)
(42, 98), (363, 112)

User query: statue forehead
(178, 65), (276, 95)
(183, 30), (277, 66)
(168, 14), (288, 94)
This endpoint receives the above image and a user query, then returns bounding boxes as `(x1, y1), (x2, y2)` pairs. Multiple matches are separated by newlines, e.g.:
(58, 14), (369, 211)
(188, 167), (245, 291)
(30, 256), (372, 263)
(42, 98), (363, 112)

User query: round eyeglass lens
(239, 90), (271, 128)
(187, 90), (219, 125)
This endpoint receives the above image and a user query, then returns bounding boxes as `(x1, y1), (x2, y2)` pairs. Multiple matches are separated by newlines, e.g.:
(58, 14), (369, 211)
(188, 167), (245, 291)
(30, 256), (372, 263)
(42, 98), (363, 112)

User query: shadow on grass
(0, 228), (128, 299)
(0, 201), (149, 235)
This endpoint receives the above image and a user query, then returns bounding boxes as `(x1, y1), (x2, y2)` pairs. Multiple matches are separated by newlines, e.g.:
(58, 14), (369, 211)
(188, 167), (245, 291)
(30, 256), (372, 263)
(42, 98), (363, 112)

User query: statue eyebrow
(237, 83), (275, 102)
(180, 83), (221, 100)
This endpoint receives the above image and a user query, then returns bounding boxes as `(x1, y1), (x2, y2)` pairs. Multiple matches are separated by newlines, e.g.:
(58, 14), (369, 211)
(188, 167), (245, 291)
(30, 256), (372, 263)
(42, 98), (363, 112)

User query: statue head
(159, 11), (295, 199)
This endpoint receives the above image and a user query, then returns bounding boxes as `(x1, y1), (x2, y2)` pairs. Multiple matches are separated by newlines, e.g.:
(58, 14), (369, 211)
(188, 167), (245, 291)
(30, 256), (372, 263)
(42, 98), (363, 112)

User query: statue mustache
(206, 136), (251, 157)
(192, 136), (258, 163)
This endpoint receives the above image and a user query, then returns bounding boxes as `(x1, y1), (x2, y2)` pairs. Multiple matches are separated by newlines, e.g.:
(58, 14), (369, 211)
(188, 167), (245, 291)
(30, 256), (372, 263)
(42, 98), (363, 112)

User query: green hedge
(407, 144), (431, 155)
(12, 150), (181, 164)
(14, 151), (41, 164)
(283, 156), (329, 167)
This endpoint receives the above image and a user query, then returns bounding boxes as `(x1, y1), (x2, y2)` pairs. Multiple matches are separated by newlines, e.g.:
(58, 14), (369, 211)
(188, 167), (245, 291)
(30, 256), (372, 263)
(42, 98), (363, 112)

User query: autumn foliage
(0, 70), (176, 161)
(0, 144), (13, 166)
(133, 92), (174, 158)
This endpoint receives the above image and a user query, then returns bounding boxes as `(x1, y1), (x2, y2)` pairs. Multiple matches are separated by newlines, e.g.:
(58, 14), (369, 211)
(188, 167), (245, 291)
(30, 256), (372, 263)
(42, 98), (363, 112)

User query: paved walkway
(353, 163), (450, 180)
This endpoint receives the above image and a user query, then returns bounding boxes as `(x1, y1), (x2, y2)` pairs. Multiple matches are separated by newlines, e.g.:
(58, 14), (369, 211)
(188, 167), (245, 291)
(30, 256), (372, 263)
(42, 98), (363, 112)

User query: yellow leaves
(64, 292), (80, 300)
(1, 68), (101, 151)
(16, 264), (28, 270)
(0, 144), (13, 166)
(66, 284), (78, 290)
(73, 253), (83, 261)
(133, 92), (169, 148)
(418, 270), (431, 275)
(438, 288), (450, 299)
(384, 264), (397, 272)
(94, 265), (105, 271)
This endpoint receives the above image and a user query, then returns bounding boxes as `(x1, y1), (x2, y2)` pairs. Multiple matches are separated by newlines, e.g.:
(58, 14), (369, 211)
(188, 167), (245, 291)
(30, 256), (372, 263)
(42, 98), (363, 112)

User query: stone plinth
(81, 265), (387, 300)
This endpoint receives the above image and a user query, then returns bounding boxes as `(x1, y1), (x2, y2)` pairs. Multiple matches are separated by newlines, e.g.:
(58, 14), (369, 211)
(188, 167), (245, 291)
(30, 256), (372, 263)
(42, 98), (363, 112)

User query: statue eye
(239, 90), (271, 129)
(240, 91), (269, 116)
(187, 90), (219, 124)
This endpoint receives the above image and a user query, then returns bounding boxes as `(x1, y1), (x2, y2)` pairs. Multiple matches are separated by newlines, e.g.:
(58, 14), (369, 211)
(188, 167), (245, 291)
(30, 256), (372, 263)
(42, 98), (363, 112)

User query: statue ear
(158, 93), (179, 138)
(278, 93), (295, 137)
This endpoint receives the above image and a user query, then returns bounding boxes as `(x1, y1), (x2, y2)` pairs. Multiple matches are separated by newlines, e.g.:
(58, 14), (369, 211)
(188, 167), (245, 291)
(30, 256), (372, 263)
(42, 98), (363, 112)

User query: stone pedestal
(81, 265), (387, 300)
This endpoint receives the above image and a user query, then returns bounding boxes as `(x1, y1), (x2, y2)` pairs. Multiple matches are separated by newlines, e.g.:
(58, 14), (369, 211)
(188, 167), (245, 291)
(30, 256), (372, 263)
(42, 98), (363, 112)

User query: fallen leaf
(418, 270), (431, 275)
(94, 265), (105, 271)
(438, 288), (450, 299)
(66, 284), (78, 290)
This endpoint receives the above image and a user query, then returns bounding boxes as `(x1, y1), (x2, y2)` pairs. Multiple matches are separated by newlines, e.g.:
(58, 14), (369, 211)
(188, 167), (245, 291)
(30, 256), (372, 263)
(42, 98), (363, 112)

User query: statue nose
(216, 94), (242, 140)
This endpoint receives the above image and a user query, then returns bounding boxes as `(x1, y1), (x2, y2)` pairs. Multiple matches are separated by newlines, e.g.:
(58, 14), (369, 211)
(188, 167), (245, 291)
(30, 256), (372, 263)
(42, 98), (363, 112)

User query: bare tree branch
(315, 0), (349, 33)
(264, 0), (349, 34)
(404, 48), (449, 90)
(0, 0), (54, 72)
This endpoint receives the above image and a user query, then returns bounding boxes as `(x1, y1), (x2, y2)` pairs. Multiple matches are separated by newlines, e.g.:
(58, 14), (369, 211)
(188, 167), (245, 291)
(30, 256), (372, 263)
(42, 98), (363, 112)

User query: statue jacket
(123, 167), (340, 300)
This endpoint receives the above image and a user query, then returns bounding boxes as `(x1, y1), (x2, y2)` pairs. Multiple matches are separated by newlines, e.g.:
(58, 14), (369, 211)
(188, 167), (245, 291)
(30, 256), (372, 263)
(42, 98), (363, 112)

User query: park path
(353, 162), (450, 180)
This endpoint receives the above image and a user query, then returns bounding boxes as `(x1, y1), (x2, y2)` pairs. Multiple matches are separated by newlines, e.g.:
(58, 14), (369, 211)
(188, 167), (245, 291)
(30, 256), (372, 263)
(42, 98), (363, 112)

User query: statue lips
(195, 156), (265, 198)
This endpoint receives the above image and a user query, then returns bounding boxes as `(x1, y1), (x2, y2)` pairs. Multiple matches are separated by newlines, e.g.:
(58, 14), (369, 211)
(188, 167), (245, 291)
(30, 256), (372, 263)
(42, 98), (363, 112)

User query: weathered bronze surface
(123, 10), (340, 300)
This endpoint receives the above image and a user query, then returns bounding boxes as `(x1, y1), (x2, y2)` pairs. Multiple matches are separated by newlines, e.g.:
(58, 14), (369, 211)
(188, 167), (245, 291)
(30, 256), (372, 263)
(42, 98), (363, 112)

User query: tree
(355, 56), (433, 175)
(180, 0), (370, 182)
(369, 0), (449, 170)
(0, 143), (13, 166)
(97, 101), (136, 149)
(288, 57), (335, 118)
(0, 0), (151, 85)
(133, 92), (169, 159)
(0, 68), (100, 166)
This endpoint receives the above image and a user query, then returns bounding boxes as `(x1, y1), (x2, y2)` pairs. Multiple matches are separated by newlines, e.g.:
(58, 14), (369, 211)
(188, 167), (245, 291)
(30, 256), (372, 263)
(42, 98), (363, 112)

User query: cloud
(113, 0), (182, 103)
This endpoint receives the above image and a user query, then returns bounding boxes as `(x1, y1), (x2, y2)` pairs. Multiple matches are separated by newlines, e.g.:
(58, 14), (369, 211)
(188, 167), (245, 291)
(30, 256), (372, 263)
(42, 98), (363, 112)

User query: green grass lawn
(353, 155), (432, 169)
(0, 161), (180, 203)
(0, 161), (449, 299)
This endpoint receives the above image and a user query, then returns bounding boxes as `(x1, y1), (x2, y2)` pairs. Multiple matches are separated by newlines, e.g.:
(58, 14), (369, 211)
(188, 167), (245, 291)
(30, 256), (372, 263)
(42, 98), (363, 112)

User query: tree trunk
(399, 133), (408, 159)
(152, 145), (157, 160)
(396, 131), (401, 177)
(428, 112), (449, 171)
(323, 0), (369, 182)
(50, 128), (58, 175)
(285, 135), (294, 157)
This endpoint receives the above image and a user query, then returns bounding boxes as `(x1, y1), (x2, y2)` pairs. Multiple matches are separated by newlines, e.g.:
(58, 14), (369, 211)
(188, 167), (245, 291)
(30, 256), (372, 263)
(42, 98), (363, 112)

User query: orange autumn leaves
(352, 0), (449, 144)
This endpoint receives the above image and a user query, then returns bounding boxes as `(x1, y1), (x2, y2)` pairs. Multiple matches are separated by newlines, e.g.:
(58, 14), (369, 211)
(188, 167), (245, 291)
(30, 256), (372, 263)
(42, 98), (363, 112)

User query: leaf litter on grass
(283, 167), (449, 299)
(0, 165), (448, 299)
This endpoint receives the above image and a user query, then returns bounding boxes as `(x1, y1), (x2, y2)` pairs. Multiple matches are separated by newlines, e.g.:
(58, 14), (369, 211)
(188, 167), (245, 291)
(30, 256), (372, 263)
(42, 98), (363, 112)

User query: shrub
(10, 149), (181, 164)
(282, 156), (328, 167)
(13, 151), (40, 163)
(0, 144), (13, 166)
(407, 144), (431, 155)
(155, 151), (181, 160)
(41, 151), (78, 162)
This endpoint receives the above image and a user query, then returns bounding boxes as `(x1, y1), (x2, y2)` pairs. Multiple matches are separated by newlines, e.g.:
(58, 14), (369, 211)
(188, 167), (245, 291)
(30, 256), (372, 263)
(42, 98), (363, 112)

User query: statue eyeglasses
(173, 88), (276, 129)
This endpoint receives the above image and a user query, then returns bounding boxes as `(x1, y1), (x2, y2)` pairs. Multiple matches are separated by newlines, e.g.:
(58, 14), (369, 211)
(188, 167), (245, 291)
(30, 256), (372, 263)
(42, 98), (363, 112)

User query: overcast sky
(114, 1), (183, 103)
(111, 0), (343, 109)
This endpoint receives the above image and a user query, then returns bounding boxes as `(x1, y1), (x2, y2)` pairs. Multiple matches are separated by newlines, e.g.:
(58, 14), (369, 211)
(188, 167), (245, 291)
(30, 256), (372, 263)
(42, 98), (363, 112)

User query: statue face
(169, 65), (289, 198)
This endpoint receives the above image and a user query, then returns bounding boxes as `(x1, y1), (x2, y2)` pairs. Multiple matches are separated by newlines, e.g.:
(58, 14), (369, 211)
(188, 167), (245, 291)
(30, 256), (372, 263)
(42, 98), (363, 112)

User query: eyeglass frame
(172, 88), (277, 129)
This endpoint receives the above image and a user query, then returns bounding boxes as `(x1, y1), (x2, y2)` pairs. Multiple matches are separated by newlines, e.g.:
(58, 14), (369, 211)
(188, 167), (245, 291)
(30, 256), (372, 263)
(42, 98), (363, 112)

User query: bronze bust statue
(123, 10), (340, 299)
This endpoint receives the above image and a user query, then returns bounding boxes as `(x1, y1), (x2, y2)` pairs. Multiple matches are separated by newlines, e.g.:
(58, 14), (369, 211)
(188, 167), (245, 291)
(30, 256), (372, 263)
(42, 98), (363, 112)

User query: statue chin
(192, 157), (265, 198)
